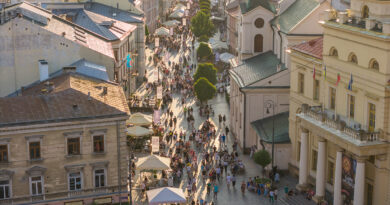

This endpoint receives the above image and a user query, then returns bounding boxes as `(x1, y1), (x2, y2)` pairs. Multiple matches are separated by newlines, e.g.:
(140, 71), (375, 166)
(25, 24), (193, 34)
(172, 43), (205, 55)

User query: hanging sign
(151, 136), (159, 153)
(157, 86), (163, 99)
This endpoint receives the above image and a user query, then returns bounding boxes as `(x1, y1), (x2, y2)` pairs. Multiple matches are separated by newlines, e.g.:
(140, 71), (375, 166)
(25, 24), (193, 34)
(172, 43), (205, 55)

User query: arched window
(348, 53), (358, 64)
(254, 18), (264, 28)
(254, 34), (263, 53)
(362, 5), (369, 19)
(369, 58), (379, 70)
(329, 47), (338, 57)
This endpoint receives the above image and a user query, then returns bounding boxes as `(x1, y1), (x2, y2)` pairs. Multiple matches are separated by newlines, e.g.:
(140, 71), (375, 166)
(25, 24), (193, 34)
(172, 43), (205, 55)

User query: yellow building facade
(289, 1), (390, 204)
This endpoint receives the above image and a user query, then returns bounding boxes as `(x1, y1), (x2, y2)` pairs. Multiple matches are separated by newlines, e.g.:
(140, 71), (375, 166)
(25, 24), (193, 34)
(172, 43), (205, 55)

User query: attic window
(254, 18), (264, 28)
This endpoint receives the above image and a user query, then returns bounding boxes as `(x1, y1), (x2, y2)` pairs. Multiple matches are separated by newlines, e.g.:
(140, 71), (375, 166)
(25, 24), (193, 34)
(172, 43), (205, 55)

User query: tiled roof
(292, 37), (323, 59)
(4, 2), (115, 59)
(251, 112), (290, 144)
(0, 73), (129, 127)
(271, 0), (319, 33)
(52, 9), (137, 41)
(229, 51), (286, 88)
(85, 2), (144, 24)
(240, 0), (276, 14)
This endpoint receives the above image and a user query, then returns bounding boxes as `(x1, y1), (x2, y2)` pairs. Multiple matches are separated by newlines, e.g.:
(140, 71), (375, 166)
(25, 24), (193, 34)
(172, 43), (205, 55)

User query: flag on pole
(348, 74), (353, 91)
(313, 65), (316, 79)
(335, 73), (341, 86)
(323, 65), (326, 80)
(126, 54), (132, 68)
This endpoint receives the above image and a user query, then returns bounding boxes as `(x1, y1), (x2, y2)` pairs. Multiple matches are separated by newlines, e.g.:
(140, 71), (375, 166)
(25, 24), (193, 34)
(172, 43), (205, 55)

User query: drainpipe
(116, 120), (122, 204)
(271, 24), (275, 53)
(239, 88), (247, 151)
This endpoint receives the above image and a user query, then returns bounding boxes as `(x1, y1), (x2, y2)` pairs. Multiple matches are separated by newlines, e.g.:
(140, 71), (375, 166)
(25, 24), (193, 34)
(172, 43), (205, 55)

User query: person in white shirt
(226, 174), (232, 189)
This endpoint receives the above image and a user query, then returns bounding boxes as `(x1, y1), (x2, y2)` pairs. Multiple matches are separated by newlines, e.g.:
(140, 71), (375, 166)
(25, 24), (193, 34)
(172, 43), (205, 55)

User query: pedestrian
(222, 115), (226, 124)
(226, 174), (231, 189)
(270, 190), (274, 203)
(274, 172), (280, 183)
(218, 114), (222, 124)
(207, 181), (211, 195)
(284, 186), (289, 198)
(225, 126), (229, 137)
(222, 134), (226, 145)
(241, 181), (246, 195)
(232, 174), (236, 188)
(274, 189), (278, 202)
(213, 184), (219, 200)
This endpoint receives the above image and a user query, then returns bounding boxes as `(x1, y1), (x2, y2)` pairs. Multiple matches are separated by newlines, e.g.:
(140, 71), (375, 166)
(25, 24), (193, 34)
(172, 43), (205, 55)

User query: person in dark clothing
(225, 126), (229, 136)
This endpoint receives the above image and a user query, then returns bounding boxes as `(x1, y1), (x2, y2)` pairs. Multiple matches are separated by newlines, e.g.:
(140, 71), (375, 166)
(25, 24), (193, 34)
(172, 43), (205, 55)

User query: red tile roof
(0, 73), (129, 127)
(292, 37), (323, 59)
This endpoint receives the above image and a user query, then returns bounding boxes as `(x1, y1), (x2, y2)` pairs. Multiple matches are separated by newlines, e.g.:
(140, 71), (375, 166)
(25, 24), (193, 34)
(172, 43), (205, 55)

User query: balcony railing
(299, 104), (384, 143)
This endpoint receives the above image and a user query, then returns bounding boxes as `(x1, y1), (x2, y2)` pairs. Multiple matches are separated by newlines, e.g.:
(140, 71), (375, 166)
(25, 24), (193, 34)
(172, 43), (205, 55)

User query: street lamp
(127, 153), (135, 205)
(264, 100), (275, 175)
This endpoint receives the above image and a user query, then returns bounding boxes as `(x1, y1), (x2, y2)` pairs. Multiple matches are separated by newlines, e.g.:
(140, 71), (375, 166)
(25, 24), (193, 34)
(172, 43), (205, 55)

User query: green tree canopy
(199, 0), (211, 14)
(253, 149), (271, 168)
(194, 63), (217, 85)
(194, 77), (216, 103)
(197, 42), (213, 60)
(145, 25), (149, 36)
(190, 11), (215, 39)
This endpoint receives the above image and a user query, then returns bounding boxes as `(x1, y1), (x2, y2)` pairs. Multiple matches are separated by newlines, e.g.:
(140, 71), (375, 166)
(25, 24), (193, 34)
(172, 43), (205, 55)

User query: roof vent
(102, 87), (108, 95)
(63, 66), (76, 73)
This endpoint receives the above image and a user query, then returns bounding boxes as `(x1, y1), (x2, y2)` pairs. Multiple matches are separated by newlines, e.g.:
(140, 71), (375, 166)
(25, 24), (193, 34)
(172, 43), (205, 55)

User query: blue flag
(348, 74), (353, 91)
(126, 54), (132, 68)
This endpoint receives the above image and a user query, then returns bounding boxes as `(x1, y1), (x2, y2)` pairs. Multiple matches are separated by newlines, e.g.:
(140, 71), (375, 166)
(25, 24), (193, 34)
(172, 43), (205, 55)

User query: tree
(196, 42), (213, 60)
(190, 11), (215, 39)
(145, 25), (149, 36)
(199, 0), (211, 14)
(199, 35), (209, 42)
(194, 63), (217, 85)
(253, 149), (271, 168)
(194, 77), (216, 103)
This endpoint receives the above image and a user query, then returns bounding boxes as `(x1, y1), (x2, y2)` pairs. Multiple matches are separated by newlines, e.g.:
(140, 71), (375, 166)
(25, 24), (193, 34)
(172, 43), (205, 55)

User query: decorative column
(314, 137), (326, 202)
(297, 128), (309, 190)
(353, 157), (366, 205)
(333, 148), (343, 205)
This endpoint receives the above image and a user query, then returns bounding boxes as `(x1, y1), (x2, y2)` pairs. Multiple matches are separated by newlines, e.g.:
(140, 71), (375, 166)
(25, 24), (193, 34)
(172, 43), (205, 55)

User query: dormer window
(329, 47), (338, 57)
(369, 58), (379, 70)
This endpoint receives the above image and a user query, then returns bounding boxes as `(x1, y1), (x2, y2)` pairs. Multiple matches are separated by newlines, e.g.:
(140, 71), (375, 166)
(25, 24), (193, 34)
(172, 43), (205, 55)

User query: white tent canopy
(219, 52), (235, 63)
(127, 112), (152, 126)
(163, 20), (180, 27)
(173, 3), (186, 11)
(127, 126), (153, 137)
(169, 9), (184, 19)
(136, 155), (171, 171)
(154, 27), (170, 36)
(147, 187), (186, 205)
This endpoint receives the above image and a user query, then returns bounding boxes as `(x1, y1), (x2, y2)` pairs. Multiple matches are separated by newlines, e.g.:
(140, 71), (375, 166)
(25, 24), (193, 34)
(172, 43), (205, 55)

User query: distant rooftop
(0, 73), (129, 127)
(292, 37), (323, 59)
(251, 112), (290, 144)
(240, 0), (276, 14)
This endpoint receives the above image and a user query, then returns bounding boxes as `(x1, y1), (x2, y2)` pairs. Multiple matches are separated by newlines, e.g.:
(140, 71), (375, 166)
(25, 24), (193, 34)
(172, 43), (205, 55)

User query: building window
(68, 138), (80, 155)
(368, 103), (376, 132)
(29, 142), (40, 160)
(93, 136), (104, 153)
(329, 47), (338, 57)
(254, 18), (264, 28)
(0, 180), (10, 199)
(312, 150), (318, 171)
(0, 145), (8, 162)
(94, 169), (106, 188)
(327, 161), (334, 185)
(313, 79), (320, 100)
(362, 5), (369, 19)
(369, 59), (379, 70)
(298, 73), (304, 94)
(329, 87), (336, 110)
(69, 172), (82, 191)
(30, 176), (43, 196)
(348, 53), (358, 64)
(254, 34), (263, 53)
(366, 183), (373, 205)
(348, 94), (355, 119)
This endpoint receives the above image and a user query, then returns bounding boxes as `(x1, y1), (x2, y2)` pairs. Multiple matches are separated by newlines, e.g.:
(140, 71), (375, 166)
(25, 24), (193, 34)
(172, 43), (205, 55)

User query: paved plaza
(128, 34), (316, 205)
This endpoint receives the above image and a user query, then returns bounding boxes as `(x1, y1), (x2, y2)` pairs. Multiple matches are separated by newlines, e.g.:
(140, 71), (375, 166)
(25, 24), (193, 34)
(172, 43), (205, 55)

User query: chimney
(39, 60), (49, 82)
(63, 66), (76, 74)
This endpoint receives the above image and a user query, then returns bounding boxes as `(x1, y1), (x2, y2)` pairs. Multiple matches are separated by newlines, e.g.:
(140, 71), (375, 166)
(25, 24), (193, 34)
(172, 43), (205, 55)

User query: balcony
(297, 104), (386, 146)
